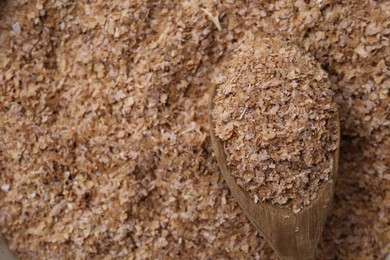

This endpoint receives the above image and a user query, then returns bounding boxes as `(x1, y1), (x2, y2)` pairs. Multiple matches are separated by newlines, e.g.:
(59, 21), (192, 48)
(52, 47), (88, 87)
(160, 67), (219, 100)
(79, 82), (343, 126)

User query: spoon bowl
(208, 84), (340, 260)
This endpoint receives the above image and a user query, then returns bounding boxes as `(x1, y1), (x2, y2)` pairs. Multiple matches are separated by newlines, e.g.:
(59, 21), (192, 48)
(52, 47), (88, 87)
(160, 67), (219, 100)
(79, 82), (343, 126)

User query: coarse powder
(0, 1), (389, 259)
(212, 35), (338, 212)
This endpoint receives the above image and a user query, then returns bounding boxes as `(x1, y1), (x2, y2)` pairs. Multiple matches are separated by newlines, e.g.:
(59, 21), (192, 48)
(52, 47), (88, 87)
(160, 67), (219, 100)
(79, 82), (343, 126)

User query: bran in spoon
(212, 35), (339, 213)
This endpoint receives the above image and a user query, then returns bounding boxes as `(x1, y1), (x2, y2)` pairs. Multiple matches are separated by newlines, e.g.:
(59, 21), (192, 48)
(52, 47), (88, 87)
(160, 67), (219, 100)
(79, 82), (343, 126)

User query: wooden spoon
(208, 84), (340, 260)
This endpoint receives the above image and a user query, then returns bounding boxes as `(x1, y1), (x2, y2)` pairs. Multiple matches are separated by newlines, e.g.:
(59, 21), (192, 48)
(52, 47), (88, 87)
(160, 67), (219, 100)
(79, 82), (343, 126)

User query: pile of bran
(0, 0), (389, 259)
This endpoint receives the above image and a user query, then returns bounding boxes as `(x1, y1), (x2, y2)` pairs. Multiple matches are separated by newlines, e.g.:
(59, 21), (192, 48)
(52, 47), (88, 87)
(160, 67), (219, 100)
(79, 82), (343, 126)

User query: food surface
(0, 1), (389, 259)
(212, 35), (338, 212)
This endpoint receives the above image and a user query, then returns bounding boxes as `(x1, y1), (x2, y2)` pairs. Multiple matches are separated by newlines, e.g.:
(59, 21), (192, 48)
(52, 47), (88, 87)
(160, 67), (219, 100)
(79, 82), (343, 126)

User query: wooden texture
(0, 237), (16, 260)
(208, 85), (340, 260)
